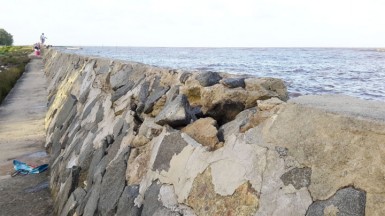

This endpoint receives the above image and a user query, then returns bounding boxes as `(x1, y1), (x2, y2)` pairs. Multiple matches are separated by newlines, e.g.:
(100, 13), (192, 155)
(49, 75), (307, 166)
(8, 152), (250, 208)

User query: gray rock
(280, 167), (312, 190)
(155, 95), (192, 127)
(60, 187), (86, 216)
(153, 207), (181, 216)
(152, 131), (188, 172)
(165, 85), (180, 105)
(218, 108), (257, 142)
(137, 118), (163, 140)
(55, 166), (81, 215)
(60, 191), (77, 216)
(86, 143), (106, 191)
(92, 156), (109, 183)
(105, 134), (115, 146)
(306, 187), (366, 216)
(110, 65), (133, 90)
(55, 94), (78, 127)
(113, 118), (125, 138)
(144, 86), (170, 114)
(196, 71), (222, 87)
(83, 174), (103, 216)
(141, 181), (163, 216)
(104, 138), (122, 163)
(111, 80), (135, 102)
(77, 135), (95, 168)
(138, 81), (150, 104)
(96, 64), (110, 74)
(81, 98), (98, 120)
(98, 155), (129, 215)
(50, 127), (64, 161)
(116, 185), (142, 216)
(94, 103), (104, 125)
(179, 72), (192, 83)
(66, 124), (81, 153)
(152, 76), (161, 90)
(221, 78), (246, 88)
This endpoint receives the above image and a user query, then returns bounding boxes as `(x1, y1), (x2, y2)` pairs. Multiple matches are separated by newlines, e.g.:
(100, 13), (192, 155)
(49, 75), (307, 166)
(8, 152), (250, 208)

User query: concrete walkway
(0, 58), (53, 215)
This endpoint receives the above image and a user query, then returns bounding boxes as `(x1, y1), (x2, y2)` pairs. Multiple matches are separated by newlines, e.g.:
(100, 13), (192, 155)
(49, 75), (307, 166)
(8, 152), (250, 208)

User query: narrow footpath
(0, 57), (53, 216)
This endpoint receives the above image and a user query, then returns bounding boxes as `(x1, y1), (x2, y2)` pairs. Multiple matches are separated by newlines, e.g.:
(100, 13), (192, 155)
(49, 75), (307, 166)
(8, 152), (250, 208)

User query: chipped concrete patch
(256, 150), (312, 216)
(187, 168), (259, 216)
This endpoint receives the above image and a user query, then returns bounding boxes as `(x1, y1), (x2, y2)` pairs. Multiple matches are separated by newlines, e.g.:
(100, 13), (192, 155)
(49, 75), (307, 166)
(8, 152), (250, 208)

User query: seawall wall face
(44, 49), (385, 216)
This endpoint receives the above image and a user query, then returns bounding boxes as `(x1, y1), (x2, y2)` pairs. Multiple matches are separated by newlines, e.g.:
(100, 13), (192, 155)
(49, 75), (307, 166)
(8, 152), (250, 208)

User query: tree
(0, 28), (13, 46)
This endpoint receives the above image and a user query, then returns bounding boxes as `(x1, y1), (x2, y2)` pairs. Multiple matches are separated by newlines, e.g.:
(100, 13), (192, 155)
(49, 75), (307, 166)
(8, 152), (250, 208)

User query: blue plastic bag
(12, 160), (48, 177)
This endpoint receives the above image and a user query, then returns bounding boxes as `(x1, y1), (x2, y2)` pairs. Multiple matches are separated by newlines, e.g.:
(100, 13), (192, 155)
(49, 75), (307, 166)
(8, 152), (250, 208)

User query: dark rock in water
(116, 185), (142, 216)
(306, 187), (366, 216)
(98, 153), (129, 215)
(141, 181), (163, 216)
(196, 71), (222, 87)
(152, 131), (188, 172)
(155, 95), (193, 127)
(280, 167), (312, 190)
(144, 86), (170, 114)
(221, 78), (246, 88)
(180, 72), (192, 83)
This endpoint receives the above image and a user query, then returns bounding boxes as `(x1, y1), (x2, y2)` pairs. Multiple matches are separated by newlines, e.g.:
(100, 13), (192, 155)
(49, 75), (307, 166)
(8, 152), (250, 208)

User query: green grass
(0, 46), (31, 104)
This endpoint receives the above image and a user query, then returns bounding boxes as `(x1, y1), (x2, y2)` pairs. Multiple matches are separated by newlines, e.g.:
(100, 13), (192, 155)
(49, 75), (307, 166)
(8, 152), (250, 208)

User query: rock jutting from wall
(43, 49), (385, 216)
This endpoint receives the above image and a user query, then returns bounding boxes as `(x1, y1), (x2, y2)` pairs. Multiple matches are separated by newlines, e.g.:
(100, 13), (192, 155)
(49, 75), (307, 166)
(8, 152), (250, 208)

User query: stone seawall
(44, 49), (385, 216)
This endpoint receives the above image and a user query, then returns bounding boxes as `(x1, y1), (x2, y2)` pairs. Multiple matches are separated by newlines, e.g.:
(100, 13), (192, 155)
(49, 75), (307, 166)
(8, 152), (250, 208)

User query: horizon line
(44, 45), (385, 49)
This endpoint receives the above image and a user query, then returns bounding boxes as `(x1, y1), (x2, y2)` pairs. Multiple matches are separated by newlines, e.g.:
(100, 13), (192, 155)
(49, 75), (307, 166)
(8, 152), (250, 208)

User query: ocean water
(58, 47), (385, 101)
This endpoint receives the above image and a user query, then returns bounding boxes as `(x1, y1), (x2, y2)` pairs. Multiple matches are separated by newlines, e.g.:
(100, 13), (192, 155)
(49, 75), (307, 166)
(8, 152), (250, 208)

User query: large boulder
(249, 95), (385, 215)
(155, 95), (193, 127)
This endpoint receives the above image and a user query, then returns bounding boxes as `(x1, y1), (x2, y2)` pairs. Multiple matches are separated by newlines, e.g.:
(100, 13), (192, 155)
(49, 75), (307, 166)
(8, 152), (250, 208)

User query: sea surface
(58, 47), (385, 101)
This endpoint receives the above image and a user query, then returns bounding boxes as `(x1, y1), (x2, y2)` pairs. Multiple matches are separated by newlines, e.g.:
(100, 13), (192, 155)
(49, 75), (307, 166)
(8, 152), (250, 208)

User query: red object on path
(35, 50), (40, 56)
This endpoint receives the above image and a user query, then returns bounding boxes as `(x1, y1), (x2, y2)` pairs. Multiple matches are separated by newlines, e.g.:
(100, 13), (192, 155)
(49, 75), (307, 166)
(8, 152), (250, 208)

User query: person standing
(40, 33), (47, 44)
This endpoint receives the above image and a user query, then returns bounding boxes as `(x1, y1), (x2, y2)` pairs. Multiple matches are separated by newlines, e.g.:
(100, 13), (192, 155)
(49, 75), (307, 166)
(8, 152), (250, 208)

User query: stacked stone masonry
(44, 49), (385, 216)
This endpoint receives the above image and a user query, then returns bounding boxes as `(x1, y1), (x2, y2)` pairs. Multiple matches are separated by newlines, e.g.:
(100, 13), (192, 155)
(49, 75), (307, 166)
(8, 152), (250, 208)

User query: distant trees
(0, 29), (13, 46)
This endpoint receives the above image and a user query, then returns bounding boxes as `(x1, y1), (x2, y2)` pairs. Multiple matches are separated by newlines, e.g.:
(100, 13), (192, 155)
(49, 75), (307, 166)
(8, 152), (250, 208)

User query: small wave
(286, 68), (307, 73)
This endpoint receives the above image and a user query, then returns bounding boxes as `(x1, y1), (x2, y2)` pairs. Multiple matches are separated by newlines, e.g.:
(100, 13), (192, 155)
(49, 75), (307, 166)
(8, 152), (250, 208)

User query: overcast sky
(1, 0), (384, 47)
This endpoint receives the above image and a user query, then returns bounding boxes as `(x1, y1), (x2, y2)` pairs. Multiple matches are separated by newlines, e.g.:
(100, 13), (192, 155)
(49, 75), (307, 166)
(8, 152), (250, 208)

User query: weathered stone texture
(181, 117), (220, 150)
(152, 131), (188, 172)
(155, 95), (193, 127)
(44, 50), (385, 216)
(187, 168), (259, 216)
(306, 187), (366, 216)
